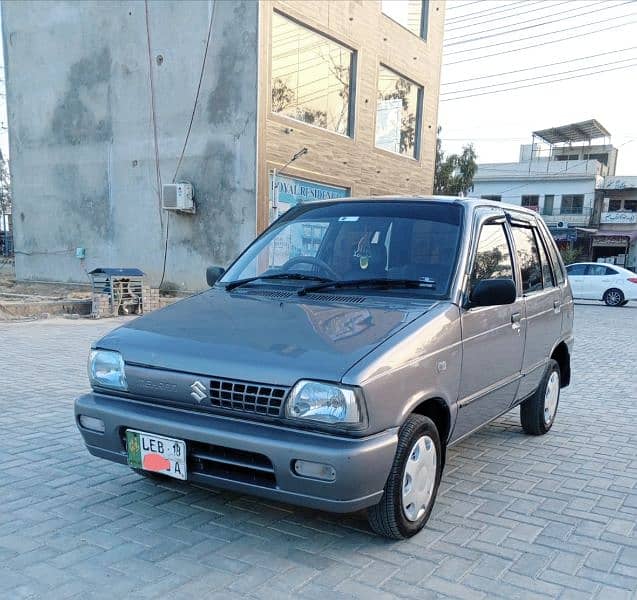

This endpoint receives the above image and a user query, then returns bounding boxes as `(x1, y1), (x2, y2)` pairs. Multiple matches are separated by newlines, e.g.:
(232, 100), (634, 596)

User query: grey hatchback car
(75, 197), (573, 539)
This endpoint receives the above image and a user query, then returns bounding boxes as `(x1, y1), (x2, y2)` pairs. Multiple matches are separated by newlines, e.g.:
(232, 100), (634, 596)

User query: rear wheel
(520, 359), (560, 435)
(603, 288), (624, 306)
(367, 414), (442, 539)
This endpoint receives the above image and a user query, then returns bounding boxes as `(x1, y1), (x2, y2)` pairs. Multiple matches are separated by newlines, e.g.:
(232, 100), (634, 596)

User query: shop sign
(592, 235), (629, 247)
(550, 228), (577, 242)
(270, 173), (349, 214)
(601, 212), (637, 224)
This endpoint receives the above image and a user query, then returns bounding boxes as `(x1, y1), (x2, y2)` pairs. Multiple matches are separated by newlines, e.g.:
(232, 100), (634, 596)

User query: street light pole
(271, 147), (308, 223)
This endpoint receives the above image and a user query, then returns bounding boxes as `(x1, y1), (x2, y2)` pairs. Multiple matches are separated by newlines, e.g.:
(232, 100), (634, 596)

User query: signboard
(269, 173), (349, 216)
(600, 212), (637, 224)
(592, 235), (629, 247)
(549, 228), (577, 242)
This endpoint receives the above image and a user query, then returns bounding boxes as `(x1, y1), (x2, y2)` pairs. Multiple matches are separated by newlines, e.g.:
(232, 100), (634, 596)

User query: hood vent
(304, 293), (365, 304)
(243, 289), (293, 299)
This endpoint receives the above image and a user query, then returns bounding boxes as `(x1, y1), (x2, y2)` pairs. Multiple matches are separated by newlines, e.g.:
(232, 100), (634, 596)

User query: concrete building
(472, 120), (616, 254)
(591, 176), (637, 269)
(2, 0), (445, 289)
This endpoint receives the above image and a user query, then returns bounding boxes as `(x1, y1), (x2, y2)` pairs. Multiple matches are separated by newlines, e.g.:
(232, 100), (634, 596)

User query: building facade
(2, 0), (445, 289)
(591, 176), (637, 269)
(472, 121), (616, 258)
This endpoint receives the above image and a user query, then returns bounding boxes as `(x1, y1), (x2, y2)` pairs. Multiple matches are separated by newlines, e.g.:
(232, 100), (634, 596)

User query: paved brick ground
(1, 304), (636, 599)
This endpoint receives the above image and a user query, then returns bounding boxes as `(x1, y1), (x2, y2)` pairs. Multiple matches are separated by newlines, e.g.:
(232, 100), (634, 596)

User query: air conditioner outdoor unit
(556, 221), (569, 229)
(162, 182), (194, 213)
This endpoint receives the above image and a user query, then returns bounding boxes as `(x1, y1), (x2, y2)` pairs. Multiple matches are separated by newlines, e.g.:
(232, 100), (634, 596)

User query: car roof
(568, 262), (627, 270)
(297, 195), (541, 218)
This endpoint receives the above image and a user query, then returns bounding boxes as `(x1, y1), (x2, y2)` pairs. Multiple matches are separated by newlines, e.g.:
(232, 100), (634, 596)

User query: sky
(437, 0), (637, 174)
(0, 1), (635, 173)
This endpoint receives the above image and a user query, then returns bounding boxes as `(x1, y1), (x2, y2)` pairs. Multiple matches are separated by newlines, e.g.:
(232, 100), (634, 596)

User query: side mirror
(469, 278), (516, 308)
(206, 266), (225, 287)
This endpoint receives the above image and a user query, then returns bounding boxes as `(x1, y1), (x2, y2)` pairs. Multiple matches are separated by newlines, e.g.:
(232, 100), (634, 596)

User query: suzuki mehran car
(75, 197), (573, 539)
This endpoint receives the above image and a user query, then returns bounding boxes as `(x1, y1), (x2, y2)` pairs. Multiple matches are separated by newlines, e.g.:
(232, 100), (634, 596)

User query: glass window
(271, 12), (354, 136)
(375, 65), (422, 158)
(221, 201), (464, 298)
(624, 199), (637, 212)
(469, 224), (514, 292)
(587, 264), (617, 276)
(511, 226), (543, 293)
(381, 0), (428, 38)
(542, 195), (554, 215)
(521, 195), (539, 211)
(535, 230), (555, 288)
(561, 195), (584, 215)
(566, 264), (587, 276)
(608, 199), (622, 211)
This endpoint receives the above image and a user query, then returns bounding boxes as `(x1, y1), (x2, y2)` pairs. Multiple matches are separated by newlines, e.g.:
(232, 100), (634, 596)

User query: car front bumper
(74, 393), (398, 513)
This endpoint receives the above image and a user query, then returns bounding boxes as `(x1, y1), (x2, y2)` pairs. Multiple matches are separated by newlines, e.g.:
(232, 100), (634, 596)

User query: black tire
(603, 288), (625, 307)
(520, 359), (560, 435)
(367, 415), (442, 539)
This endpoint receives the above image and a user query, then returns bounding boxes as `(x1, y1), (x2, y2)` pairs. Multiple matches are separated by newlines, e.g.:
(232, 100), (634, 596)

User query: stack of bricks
(141, 286), (161, 313)
(91, 293), (112, 319)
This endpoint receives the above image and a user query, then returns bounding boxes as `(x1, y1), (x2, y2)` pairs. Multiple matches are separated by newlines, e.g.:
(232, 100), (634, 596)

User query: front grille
(209, 377), (288, 417)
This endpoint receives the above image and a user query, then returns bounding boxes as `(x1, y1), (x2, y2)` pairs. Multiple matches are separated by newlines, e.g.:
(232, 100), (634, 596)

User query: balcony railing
(538, 207), (593, 217)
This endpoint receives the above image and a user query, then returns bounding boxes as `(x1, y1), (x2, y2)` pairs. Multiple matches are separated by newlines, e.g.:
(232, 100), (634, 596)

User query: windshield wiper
(297, 278), (436, 296)
(224, 273), (333, 291)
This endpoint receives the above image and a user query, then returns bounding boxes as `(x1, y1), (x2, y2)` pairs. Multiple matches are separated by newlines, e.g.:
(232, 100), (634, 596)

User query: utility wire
(446, 0), (571, 30)
(446, 0), (540, 22)
(442, 45), (637, 85)
(445, 11), (637, 56)
(441, 61), (637, 101)
(446, 0), (485, 12)
(159, 0), (216, 289)
(444, 19), (637, 65)
(441, 55), (637, 96)
(445, 0), (616, 44)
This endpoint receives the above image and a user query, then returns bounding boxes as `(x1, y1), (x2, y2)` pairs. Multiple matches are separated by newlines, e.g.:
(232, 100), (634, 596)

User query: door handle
(553, 300), (561, 313)
(511, 312), (521, 331)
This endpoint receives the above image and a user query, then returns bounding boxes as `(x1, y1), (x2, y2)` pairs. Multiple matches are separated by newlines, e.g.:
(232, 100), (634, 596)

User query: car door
(565, 263), (588, 298)
(454, 217), (525, 441)
(587, 263), (614, 299)
(510, 220), (563, 400)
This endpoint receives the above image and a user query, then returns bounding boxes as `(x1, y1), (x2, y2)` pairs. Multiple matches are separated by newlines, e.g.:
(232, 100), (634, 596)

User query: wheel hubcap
(402, 435), (437, 522)
(607, 291), (621, 305)
(544, 371), (560, 425)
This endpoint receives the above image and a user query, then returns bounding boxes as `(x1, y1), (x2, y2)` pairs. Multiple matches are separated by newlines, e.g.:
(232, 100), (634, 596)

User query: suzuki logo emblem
(190, 380), (208, 403)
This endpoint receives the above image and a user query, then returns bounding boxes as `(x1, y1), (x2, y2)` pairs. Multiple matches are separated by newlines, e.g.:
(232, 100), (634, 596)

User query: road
(1, 304), (636, 599)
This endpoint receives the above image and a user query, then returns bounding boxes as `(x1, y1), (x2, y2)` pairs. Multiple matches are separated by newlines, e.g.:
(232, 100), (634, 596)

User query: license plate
(126, 430), (187, 480)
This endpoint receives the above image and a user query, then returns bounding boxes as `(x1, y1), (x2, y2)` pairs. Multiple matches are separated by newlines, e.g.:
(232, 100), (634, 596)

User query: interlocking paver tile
(0, 304), (636, 598)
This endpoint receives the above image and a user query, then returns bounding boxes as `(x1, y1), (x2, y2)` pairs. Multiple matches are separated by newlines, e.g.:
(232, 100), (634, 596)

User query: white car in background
(566, 262), (637, 306)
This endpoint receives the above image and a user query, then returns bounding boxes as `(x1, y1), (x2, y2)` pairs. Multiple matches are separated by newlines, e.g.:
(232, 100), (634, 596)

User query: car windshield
(220, 201), (464, 298)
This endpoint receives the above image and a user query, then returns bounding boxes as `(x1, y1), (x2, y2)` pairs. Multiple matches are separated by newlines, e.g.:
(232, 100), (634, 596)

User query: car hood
(96, 287), (436, 386)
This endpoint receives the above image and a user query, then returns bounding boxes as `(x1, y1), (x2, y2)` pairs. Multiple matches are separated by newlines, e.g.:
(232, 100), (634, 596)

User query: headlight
(88, 350), (127, 390)
(285, 380), (366, 428)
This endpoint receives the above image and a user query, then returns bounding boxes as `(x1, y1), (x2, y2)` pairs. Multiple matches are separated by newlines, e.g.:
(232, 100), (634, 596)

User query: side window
(545, 235), (565, 284)
(587, 264), (615, 276)
(511, 226), (543, 294)
(469, 223), (514, 291)
(567, 264), (587, 276)
(534, 230), (555, 288)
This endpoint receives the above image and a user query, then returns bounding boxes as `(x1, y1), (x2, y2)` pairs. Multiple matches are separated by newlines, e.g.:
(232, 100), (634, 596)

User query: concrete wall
(2, 0), (258, 289)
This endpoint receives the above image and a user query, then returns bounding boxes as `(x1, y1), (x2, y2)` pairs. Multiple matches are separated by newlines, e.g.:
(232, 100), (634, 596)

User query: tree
(0, 150), (11, 255)
(434, 127), (477, 196)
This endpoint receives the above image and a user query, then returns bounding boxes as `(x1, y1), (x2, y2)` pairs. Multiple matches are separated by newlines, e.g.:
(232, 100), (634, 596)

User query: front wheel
(367, 415), (442, 539)
(603, 288), (625, 306)
(520, 359), (560, 435)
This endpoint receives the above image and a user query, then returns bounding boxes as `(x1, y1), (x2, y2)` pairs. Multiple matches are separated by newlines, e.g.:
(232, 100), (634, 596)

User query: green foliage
(559, 247), (581, 265)
(434, 127), (478, 196)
